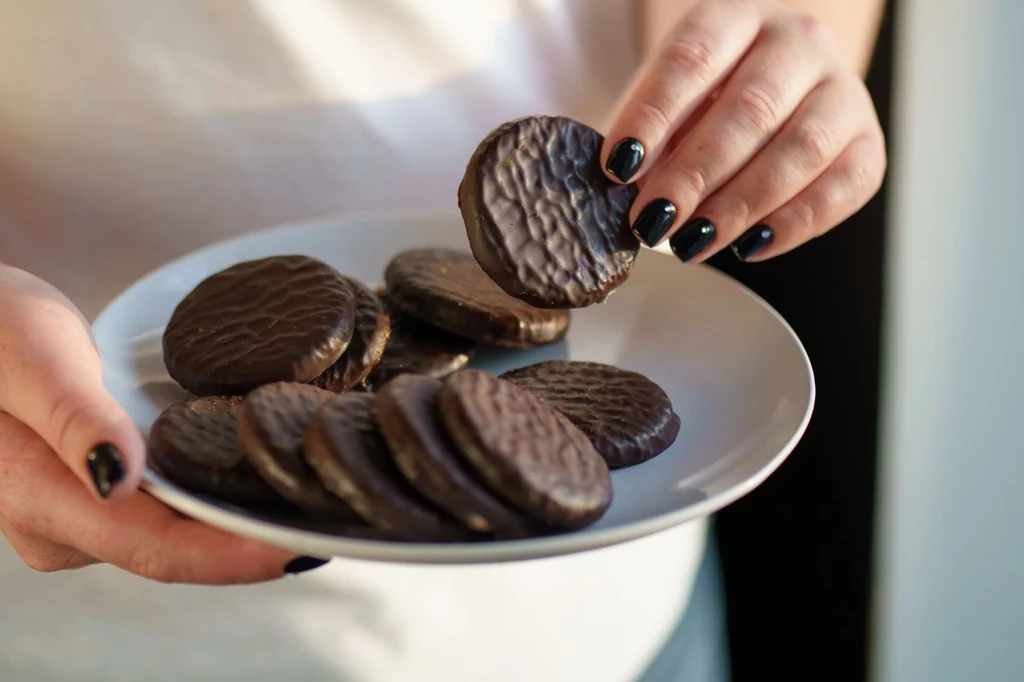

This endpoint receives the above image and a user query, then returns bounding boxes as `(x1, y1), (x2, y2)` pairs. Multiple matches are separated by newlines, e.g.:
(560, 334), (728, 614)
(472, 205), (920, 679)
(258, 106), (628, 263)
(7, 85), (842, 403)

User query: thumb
(0, 270), (145, 501)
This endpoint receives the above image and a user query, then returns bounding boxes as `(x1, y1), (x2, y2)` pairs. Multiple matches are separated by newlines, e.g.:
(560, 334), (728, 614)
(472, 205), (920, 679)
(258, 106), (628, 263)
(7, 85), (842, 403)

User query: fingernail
(632, 198), (677, 247)
(86, 443), (125, 499)
(606, 138), (645, 183)
(284, 556), (330, 575)
(731, 225), (775, 261)
(669, 218), (716, 262)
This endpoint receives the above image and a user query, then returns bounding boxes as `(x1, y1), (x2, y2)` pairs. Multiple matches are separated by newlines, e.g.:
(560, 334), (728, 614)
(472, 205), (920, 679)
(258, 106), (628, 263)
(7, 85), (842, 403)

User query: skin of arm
(640, 0), (886, 75)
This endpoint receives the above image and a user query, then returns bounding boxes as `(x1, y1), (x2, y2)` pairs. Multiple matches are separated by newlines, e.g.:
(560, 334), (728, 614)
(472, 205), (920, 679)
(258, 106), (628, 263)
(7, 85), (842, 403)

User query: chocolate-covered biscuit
(438, 370), (611, 528)
(237, 382), (362, 520)
(163, 255), (356, 395)
(384, 248), (569, 348)
(376, 375), (532, 535)
(148, 395), (285, 507)
(304, 392), (473, 541)
(459, 116), (639, 309)
(310, 278), (391, 392)
(503, 361), (681, 469)
(362, 296), (474, 391)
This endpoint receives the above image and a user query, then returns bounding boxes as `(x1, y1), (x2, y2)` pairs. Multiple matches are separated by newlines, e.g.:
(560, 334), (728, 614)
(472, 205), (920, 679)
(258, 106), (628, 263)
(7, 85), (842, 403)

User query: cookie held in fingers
(148, 395), (286, 507)
(237, 382), (363, 520)
(362, 295), (474, 391)
(304, 392), (474, 541)
(384, 248), (569, 349)
(438, 370), (612, 528)
(310, 278), (391, 392)
(376, 375), (534, 535)
(163, 255), (356, 395)
(459, 115), (639, 309)
(503, 361), (680, 469)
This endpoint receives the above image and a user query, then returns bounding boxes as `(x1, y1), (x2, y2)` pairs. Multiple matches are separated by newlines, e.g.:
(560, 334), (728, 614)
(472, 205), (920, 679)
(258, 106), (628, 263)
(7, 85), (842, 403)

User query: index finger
(601, 0), (762, 184)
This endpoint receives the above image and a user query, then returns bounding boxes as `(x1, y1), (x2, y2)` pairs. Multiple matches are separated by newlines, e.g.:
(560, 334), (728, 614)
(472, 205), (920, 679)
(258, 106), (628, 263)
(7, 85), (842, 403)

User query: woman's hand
(602, 0), (886, 262)
(0, 265), (315, 584)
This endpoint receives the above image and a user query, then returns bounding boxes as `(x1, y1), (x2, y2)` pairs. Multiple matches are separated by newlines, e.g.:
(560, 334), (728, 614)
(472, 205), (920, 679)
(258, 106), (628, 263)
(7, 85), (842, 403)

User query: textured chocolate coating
(384, 248), (570, 348)
(304, 392), (473, 541)
(376, 375), (533, 535)
(503, 361), (681, 469)
(163, 255), (356, 395)
(310, 278), (391, 392)
(459, 116), (639, 309)
(148, 395), (286, 506)
(362, 296), (474, 391)
(438, 370), (611, 528)
(237, 382), (362, 520)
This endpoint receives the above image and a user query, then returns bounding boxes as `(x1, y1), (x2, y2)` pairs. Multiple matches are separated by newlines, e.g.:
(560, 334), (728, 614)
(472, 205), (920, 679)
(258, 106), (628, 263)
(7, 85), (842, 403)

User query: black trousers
(709, 3), (896, 680)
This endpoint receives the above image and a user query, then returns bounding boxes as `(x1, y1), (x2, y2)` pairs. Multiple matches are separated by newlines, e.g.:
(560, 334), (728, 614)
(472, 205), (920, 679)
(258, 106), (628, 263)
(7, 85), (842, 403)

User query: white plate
(93, 210), (814, 564)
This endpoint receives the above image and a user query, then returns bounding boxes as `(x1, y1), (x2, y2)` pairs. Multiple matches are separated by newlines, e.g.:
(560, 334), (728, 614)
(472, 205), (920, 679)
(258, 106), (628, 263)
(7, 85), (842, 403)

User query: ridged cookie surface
(503, 361), (680, 469)
(459, 116), (639, 308)
(163, 255), (355, 395)
(438, 370), (611, 528)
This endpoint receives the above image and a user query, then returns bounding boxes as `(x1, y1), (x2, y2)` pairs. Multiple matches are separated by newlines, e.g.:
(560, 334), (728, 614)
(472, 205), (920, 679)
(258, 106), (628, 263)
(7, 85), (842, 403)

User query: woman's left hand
(601, 0), (886, 262)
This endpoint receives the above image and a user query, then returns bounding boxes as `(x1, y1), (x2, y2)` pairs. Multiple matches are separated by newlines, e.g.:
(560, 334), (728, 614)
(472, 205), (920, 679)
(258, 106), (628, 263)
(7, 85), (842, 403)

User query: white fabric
(0, 2), (712, 681)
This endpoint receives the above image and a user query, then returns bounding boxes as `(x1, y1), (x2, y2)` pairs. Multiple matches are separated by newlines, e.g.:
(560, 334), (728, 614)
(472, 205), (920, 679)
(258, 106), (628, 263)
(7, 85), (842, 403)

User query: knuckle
(734, 84), (783, 137)
(793, 13), (831, 45)
(792, 121), (835, 168)
(45, 390), (91, 458)
(663, 34), (717, 85)
(128, 548), (177, 584)
(13, 543), (80, 574)
(635, 100), (674, 133)
(785, 197), (819, 236)
(20, 552), (64, 573)
(674, 165), (710, 201)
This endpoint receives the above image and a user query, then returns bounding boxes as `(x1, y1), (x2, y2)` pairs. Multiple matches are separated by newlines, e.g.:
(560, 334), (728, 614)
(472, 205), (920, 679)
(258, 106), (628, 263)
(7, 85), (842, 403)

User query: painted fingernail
(731, 225), (775, 261)
(606, 138), (645, 183)
(285, 556), (330, 575)
(632, 198), (677, 247)
(86, 443), (125, 499)
(669, 218), (716, 262)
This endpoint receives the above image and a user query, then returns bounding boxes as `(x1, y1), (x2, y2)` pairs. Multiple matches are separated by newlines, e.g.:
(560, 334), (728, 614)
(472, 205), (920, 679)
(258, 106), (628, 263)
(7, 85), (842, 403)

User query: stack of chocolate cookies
(149, 114), (681, 542)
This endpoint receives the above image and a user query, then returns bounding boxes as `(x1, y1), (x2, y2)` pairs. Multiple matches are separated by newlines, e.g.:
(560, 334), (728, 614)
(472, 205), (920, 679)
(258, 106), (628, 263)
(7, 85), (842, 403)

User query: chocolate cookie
(310, 278), (391, 392)
(163, 255), (356, 395)
(148, 395), (285, 507)
(237, 382), (363, 520)
(438, 370), (611, 528)
(362, 296), (474, 391)
(376, 375), (532, 535)
(304, 392), (473, 541)
(459, 116), (639, 309)
(503, 361), (681, 469)
(384, 248), (570, 348)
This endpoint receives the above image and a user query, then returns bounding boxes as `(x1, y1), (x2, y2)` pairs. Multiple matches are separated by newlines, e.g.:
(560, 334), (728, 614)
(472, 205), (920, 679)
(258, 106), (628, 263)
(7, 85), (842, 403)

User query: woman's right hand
(0, 264), (314, 584)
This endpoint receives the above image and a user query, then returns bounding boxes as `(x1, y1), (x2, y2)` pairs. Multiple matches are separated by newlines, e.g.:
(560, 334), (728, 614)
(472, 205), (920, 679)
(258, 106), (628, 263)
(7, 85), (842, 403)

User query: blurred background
(711, 0), (1024, 680)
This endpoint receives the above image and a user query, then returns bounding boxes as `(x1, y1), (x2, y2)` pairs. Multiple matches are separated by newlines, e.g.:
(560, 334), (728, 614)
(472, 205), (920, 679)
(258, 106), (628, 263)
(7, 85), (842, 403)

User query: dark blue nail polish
(632, 198), (677, 247)
(86, 443), (125, 499)
(285, 557), (330, 575)
(669, 218), (716, 262)
(731, 225), (774, 261)
(606, 138), (645, 183)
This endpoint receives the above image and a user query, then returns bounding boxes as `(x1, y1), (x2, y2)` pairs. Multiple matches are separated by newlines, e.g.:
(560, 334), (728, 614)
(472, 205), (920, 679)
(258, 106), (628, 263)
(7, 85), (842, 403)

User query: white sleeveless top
(0, 2), (709, 680)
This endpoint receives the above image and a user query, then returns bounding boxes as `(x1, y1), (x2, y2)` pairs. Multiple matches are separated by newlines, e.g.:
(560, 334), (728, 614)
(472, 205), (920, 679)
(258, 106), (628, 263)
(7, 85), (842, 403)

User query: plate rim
(94, 209), (816, 564)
